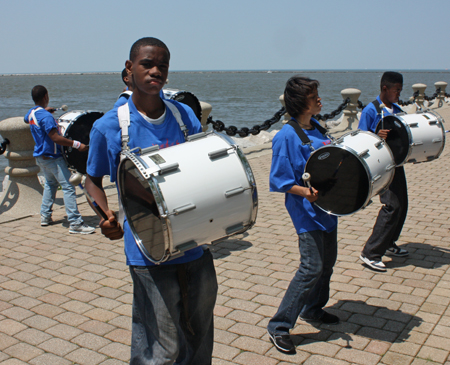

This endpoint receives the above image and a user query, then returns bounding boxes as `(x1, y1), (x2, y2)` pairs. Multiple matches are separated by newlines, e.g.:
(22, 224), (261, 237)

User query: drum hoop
(378, 115), (414, 166)
(118, 152), (172, 264)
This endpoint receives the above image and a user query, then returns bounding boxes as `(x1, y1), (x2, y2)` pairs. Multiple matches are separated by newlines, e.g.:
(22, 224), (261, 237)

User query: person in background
(113, 68), (134, 108)
(25, 85), (95, 234)
(85, 37), (217, 364)
(358, 71), (409, 272)
(267, 76), (339, 355)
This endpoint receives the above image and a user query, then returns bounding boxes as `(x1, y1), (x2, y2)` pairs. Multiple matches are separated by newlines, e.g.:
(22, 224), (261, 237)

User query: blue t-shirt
(270, 119), (338, 234)
(25, 107), (62, 158)
(87, 97), (203, 266)
(358, 96), (403, 133)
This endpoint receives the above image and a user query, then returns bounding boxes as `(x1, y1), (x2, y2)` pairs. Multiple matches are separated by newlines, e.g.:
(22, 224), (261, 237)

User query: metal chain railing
(313, 98), (350, 121)
(206, 107), (286, 137)
(206, 87), (448, 137)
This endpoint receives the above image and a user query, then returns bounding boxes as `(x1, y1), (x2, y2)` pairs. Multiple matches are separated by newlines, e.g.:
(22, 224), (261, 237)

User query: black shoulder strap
(287, 119), (328, 145)
(372, 99), (382, 114)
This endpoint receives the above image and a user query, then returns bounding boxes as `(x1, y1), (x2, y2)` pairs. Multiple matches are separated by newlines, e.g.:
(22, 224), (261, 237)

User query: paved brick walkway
(1, 107), (450, 364)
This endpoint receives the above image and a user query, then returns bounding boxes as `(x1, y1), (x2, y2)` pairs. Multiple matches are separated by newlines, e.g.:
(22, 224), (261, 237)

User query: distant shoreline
(1, 69), (450, 77)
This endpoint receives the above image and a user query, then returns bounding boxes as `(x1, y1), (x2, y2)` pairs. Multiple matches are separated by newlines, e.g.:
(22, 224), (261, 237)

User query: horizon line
(1, 68), (450, 77)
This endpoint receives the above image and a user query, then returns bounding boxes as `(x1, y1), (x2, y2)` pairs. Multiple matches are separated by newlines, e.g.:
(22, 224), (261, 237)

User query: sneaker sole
(386, 250), (409, 257)
(69, 230), (95, 235)
(359, 255), (387, 272)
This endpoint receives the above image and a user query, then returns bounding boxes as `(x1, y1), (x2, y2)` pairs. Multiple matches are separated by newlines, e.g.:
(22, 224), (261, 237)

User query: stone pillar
(412, 83), (427, 111)
(279, 94), (290, 123)
(328, 88), (361, 137)
(430, 81), (448, 109)
(199, 101), (212, 132)
(0, 117), (43, 222)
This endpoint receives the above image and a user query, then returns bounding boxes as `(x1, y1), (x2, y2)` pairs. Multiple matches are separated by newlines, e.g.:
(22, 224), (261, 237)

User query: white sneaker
(41, 215), (53, 226)
(360, 254), (386, 272)
(69, 223), (95, 235)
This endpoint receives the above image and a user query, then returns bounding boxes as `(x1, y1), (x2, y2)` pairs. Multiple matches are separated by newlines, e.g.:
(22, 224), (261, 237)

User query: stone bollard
(412, 83), (427, 112)
(0, 117), (43, 222)
(327, 88), (361, 137)
(430, 81), (448, 109)
(199, 101), (212, 132)
(278, 95), (290, 123)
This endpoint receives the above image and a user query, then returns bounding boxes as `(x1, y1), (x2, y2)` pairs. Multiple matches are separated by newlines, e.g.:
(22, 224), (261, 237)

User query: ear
(125, 60), (132, 77)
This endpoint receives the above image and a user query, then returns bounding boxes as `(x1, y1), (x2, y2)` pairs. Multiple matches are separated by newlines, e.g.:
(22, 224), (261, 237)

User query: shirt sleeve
(358, 104), (378, 133)
(86, 126), (111, 178)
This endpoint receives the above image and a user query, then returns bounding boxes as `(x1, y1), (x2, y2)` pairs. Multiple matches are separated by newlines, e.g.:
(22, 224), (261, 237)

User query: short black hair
(31, 85), (48, 104)
(121, 68), (128, 85)
(381, 71), (403, 89)
(129, 37), (170, 62)
(284, 75), (320, 118)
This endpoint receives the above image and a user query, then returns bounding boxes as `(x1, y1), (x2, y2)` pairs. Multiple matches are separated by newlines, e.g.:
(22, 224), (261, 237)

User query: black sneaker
(267, 330), (295, 354)
(386, 243), (409, 257)
(300, 311), (340, 325)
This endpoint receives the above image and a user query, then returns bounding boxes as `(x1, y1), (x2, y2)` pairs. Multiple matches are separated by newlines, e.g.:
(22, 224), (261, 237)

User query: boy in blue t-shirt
(25, 85), (95, 234)
(267, 76), (339, 355)
(85, 37), (217, 364)
(358, 71), (409, 273)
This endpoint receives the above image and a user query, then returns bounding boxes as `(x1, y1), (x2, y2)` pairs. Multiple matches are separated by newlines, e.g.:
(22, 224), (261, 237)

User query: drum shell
(376, 110), (446, 165)
(57, 110), (104, 174)
(305, 130), (395, 216)
(118, 131), (258, 263)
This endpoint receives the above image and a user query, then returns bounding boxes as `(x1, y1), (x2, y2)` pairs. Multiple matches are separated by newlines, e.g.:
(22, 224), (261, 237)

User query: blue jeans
(35, 156), (83, 225)
(267, 229), (338, 335)
(129, 247), (217, 365)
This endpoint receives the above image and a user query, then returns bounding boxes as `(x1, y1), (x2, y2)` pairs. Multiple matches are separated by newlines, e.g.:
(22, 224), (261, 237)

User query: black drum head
(118, 159), (166, 262)
(305, 146), (370, 215)
(376, 116), (409, 165)
(166, 91), (202, 121)
(62, 111), (104, 174)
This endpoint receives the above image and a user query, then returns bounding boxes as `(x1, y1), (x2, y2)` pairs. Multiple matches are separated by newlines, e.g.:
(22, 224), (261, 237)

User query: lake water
(1, 70), (449, 189)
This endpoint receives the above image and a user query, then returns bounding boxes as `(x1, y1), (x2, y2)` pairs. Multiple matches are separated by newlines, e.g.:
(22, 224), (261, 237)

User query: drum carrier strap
(118, 90), (133, 100)
(27, 107), (43, 126)
(287, 119), (329, 151)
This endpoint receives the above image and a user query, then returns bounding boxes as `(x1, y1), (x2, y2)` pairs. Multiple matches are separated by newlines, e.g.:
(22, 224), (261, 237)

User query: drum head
(164, 90), (202, 121)
(305, 146), (370, 215)
(376, 115), (409, 165)
(118, 159), (167, 262)
(62, 111), (104, 174)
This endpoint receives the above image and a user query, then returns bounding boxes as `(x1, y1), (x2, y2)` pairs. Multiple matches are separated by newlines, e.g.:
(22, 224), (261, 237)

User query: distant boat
(267, 71), (272, 74)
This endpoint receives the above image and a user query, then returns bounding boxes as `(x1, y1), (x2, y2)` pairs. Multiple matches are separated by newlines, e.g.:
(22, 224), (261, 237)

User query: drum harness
(117, 101), (196, 332)
(28, 106), (59, 156)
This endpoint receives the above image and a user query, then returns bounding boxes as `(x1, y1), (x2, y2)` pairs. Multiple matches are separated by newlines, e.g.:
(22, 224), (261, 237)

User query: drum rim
(117, 152), (172, 264)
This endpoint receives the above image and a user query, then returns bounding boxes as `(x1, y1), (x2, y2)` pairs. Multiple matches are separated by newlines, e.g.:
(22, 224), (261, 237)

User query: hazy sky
(1, 0), (448, 74)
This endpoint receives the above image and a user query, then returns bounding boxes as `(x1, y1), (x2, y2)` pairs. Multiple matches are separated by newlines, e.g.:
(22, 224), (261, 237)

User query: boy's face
(384, 83), (403, 104)
(305, 89), (322, 116)
(126, 45), (169, 96)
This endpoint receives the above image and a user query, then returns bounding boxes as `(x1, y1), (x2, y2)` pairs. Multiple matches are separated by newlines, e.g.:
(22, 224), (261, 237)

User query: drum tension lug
(358, 149), (369, 158)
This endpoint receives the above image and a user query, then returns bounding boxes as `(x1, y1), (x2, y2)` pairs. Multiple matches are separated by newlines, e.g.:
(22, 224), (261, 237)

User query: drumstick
(69, 172), (108, 220)
(55, 105), (68, 111)
(379, 103), (385, 130)
(302, 172), (314, 194)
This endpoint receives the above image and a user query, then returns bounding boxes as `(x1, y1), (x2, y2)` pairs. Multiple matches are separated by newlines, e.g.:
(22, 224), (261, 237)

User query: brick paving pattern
(1, 107), (450, 364)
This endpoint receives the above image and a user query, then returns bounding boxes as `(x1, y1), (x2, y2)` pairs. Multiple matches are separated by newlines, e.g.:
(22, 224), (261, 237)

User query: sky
(1, 0), (449, 74)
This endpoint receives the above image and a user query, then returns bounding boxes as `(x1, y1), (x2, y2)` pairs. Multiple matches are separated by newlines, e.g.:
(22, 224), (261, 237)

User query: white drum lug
(408, 122), (419, 128)
(225, 186), (245, 197)
(171, 203), (196, 216)
(372, 174), (381, 182)
(411, 141), (423, 146)
(386, 164), (396, 171)
(358, 149), (369, 158)
(209, 147), (232, 159)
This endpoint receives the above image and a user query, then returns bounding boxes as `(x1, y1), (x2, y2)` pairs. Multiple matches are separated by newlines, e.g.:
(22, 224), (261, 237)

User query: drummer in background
(358, 71), (409, 272)
(267, 76), (339, 354)
(113, 68), (134, 108)
(85, 37), (217, 364)
(25, 85), (95, 234)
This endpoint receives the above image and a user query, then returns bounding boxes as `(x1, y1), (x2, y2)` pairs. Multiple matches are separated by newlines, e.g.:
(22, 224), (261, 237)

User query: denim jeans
(362, 166), (408, 261)
(36, 156), (83, 225)
(267, 229), (338, 335)
(129, 247), (218, 365)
